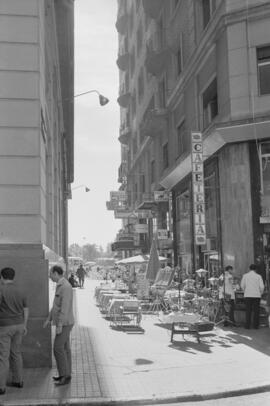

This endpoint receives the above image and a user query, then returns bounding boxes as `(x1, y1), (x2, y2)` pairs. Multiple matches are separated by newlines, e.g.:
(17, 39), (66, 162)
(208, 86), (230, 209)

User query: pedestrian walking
(76, 264), (86, 288)
(241, 264), (264, 329)
(43, 265), (74, 386)
(0, 267), (29, 395)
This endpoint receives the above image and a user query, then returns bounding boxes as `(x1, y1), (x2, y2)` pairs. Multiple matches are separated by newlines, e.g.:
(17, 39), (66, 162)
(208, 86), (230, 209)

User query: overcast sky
(68, 0), (121, 249)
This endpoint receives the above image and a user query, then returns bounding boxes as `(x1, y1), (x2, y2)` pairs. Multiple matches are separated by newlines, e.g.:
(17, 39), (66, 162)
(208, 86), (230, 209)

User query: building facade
(112, 0), (270, 280)
(0, 0), (74, 367)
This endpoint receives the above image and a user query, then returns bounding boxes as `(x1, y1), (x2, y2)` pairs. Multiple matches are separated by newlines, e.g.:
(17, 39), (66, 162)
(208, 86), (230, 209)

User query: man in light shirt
(241, 264), (264, 329)
(43, 265), (74, 386)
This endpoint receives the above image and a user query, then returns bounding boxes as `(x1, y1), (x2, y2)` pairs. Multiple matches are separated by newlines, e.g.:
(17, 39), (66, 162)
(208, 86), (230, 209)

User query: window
(163, 143), (169, 169)
(132, 136), (138, 156)
(140, 174), (145, 193)
(136, 22), (143, 56)
(257, 46), (270, 95)
(158, 78), (166, 108)
(176, 33), (183, 76)
(131, 91), (137, 117)
(138, 69), (144, 101)
(202, 78), (218, 129)
(202, 0), (216, 29)
(176, 120), (186, 157)
(151, 160), (156, 184)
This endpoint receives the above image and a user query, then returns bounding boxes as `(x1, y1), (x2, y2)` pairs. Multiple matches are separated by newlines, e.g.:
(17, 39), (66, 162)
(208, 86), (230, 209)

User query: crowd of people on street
(0, 261), (268, 395)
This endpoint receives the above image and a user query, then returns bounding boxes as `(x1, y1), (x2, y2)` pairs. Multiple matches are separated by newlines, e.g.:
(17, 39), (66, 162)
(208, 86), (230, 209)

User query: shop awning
(160, 119), (270, 190)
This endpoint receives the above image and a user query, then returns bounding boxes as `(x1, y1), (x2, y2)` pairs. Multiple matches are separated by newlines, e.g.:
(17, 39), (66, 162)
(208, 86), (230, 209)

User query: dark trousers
(53, 325), (73, 377)
(244, 297), (260, 329)
(223, 299), (235, 326)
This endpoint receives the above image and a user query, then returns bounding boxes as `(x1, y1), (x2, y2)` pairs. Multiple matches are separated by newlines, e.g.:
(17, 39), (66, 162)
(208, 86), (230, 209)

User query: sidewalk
(1, 278), (270, 406)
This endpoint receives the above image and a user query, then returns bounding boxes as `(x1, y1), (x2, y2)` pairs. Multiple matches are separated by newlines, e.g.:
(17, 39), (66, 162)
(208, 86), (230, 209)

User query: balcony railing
(140, 108), (168, 137)
(142, 0), (164, 19)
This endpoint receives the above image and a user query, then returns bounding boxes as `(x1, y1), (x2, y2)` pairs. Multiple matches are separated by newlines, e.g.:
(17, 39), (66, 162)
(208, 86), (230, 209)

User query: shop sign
(110, 191), (127, 202)
(157, 229), (169, 239)
(114, 210), (134, 218)
(134, 224), (148, 233)
(191, 132), (206, 245)
(154, 190), (170, 202)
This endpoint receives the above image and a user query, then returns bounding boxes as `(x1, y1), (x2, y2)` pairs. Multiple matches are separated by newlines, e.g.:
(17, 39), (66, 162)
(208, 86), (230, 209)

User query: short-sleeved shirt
(0, 282), (27, 326)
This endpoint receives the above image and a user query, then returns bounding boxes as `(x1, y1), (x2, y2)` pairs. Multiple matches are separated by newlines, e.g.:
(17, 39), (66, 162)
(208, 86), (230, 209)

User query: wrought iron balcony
(116, 52), (130, 71)
(142, 0), (164, 19)
(140, 108), (168, 137)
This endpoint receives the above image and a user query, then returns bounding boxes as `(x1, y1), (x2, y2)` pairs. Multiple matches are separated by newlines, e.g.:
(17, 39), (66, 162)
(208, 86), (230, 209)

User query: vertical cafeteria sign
(191, 132), (206, 245)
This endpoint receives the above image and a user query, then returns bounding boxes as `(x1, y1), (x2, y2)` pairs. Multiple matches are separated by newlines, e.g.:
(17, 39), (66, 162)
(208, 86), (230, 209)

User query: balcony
(142, 0), (164, 19)
(145, 46), (171, 76)
(116, 52), (130, 71)
(118, 125), (132, 145)
(140, 108), (168, 137)
(115, 13), (128, 35)
(117, 91), (131, 108)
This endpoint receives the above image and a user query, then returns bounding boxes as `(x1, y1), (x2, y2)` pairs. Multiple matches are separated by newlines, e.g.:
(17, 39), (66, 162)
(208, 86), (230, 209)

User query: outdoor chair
(111, 299), (142, 328)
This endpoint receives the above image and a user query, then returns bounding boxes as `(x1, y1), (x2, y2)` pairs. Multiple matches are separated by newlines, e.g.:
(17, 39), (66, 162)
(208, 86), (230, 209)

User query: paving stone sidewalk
(1, 279), (270, 406)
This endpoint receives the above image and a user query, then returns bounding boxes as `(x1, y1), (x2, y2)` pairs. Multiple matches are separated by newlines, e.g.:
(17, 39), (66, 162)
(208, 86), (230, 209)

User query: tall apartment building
(0, 0), (74, 366)
(112, 0), (270, 280)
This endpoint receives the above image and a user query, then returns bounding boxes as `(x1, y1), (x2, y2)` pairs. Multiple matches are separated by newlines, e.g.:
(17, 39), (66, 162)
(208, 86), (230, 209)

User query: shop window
(257, 46), (270, 95)
(202, 0), (216, 29)
(260, 142), (270, 217)
(202, 78), (218, 129)
(163, 142), (169, 169)
(176, 120), (187, 158)
(151, 160), (156, 184)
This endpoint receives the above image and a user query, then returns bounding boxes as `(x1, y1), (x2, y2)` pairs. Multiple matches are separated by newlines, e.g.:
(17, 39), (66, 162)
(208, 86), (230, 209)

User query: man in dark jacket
(76, 264), (86, 288)
(0, 267), (29, 395)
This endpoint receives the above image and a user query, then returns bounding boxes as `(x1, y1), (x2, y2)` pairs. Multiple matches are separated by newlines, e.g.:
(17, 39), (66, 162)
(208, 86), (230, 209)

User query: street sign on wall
(191, 132), (206, 245)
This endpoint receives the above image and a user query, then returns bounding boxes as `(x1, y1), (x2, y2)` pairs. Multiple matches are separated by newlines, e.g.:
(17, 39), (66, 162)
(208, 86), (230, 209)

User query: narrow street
(2, 277), (270, 405)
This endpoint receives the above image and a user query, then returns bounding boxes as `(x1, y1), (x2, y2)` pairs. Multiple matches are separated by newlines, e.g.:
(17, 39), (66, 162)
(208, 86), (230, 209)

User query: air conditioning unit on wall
(201, 238), (217, 252)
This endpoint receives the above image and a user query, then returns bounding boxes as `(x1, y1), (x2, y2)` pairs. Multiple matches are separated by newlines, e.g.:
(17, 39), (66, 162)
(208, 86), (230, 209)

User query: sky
(68, 0), (122, 249)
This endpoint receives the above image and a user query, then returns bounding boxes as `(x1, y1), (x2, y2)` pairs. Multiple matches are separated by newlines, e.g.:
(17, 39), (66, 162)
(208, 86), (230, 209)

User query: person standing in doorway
(0, 267), (29, 395)
(76, 264), (86, 288)
(43, 265), (74, 386)
(241, 264), (264, 329)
